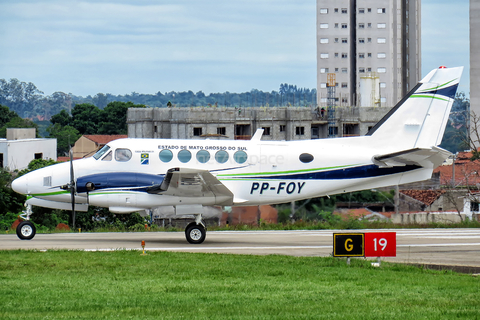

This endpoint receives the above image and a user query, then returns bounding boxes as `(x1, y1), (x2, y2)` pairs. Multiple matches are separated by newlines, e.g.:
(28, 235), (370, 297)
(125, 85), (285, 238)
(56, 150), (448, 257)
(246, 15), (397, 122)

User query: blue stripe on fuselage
(76, 172), (165, 193)
(241, 164), (422, 180)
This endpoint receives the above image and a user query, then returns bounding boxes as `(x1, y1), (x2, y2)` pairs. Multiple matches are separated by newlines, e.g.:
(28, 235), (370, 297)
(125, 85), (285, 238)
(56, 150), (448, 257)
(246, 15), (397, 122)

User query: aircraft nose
(12, 174), (28, 195)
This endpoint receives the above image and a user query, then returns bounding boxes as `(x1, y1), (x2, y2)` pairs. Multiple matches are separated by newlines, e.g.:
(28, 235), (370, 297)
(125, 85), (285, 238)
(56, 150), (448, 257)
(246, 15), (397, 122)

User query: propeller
(61, 149), (76, 230)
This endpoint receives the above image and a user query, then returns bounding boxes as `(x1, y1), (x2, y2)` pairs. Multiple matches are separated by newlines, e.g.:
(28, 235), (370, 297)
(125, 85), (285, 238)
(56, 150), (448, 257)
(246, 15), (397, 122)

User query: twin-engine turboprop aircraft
(12, 66), (463, 244)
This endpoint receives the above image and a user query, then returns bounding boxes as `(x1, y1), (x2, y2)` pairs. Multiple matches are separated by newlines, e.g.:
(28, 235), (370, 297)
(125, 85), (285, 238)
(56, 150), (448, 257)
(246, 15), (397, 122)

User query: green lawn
(0, 250), (478, 319)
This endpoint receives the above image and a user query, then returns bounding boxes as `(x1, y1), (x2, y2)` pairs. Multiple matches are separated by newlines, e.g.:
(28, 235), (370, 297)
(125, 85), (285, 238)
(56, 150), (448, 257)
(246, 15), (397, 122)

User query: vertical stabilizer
(367, 67), (463, 150)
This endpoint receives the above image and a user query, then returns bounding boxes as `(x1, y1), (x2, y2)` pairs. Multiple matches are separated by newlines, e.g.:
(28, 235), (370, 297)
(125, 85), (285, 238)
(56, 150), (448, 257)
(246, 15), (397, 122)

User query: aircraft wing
(147, 168), (234, 206)
(372, 146), (452, 168)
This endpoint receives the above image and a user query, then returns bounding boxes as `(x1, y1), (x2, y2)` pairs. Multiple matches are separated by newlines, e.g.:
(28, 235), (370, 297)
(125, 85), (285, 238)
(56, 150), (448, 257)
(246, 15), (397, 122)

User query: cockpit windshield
(93, 145), (111, 160)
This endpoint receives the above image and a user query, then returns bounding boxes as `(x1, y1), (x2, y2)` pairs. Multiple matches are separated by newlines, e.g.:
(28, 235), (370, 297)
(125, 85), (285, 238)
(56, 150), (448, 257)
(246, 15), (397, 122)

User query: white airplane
(12, 66), (463, 244)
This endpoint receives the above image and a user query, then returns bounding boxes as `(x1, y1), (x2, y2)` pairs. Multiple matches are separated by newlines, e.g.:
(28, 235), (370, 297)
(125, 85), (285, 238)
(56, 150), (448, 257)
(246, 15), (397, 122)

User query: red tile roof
(400, 189), (445, 206)
(83, 135), (127, 145)
(433, 150), (480, 187)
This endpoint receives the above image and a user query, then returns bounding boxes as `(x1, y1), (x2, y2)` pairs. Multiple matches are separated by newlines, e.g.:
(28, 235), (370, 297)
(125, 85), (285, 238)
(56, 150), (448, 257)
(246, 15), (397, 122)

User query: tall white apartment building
(316, 0), (421, 108)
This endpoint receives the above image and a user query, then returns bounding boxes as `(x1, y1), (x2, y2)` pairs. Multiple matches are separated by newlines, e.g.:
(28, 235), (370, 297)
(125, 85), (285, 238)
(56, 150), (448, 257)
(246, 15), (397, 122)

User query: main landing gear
(185, 214), (206, 244)
(16, 204), (36, 240)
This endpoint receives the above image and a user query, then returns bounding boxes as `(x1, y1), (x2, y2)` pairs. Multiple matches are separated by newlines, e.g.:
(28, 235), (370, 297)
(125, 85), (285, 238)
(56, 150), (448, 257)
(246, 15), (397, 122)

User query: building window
(381, 97), (387, 103)
(280, 125), (286, 132)
(341, 8), (347, 14)
(320, 68), (329, 73)
(377, 67), (387, 73)
(320, 8), (328, 14)
(320, 38), (329, 44)
(359, 8), (365, 14)
(377, 38), (386, 44)
(262, 127), (271, 135)
(367, 53), (372, 57)
(342, 98), (348, 104)
(368, 23), (372, 28)
(320, 83), (327, 88)
(359, 67), (365, 73)
(320, 23), (329, 29)
(341, 38), (348, 44)
(217, 127), (226, 135)
(471, 202), (480, 212)
(0, 153), (3, 168)
(320, 53), (329, 59)
(334, 23), (339, 28)
(378, 8), (386, 13)
(334, 52), (339, 58)
(335, 68), (339, 72)
(193, 127), (202, 136)
(334, 38), (339, 43)
(367, 67), (372, 72)
(296, 127), (305, 136)
(341, 53), (348, 58)
(377, 23), (386, 28)
(380, 82), (387, 88)
(341, 83), (348, 88)
(359, 53), (365, 58)
(377, 52), (386, 58)
(367, 38), (372, 43)
(341, 23), (347, 29)
(358, 38), (365, 44)
(34, 153), (43, 160)
(368, 8), (372, 12)
(341, 68), (348, 73)
(358, 23), (365, 29)
(334, 8), (339, 13)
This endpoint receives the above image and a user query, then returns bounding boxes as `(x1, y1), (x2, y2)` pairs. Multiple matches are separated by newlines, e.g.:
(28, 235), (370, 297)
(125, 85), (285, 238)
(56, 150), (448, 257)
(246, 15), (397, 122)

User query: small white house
(0, 128), (56, 171)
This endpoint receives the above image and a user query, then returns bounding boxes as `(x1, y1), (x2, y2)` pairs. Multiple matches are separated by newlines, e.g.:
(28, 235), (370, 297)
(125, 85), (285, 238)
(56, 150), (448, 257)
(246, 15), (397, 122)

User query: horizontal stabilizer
(148, 168), (234, 206)
(373, 146), (452, 169)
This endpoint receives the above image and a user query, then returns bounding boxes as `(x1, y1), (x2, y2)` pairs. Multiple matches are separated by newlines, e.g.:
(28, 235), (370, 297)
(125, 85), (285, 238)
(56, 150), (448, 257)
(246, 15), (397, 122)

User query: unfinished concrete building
(127, 106), (391, 140)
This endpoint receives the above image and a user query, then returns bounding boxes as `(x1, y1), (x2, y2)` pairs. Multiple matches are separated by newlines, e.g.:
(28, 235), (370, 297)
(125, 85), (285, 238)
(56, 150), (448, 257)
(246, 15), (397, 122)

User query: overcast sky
(0, 0), (470, 97)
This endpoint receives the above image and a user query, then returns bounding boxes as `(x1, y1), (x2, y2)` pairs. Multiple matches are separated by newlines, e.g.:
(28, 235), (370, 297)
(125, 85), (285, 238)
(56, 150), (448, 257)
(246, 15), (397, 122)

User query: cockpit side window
(102, 151), (112, 161)
(115, 148), (132, 162)
(93, 145), (111, 160)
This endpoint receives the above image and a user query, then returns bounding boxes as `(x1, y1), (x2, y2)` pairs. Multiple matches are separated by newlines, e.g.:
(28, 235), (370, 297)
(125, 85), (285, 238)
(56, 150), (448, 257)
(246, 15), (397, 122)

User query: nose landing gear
(16, 204), (36, 240)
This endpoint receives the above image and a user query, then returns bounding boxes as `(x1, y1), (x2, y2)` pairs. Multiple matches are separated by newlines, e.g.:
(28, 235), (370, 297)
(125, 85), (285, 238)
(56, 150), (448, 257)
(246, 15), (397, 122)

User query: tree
(98, 101), (145, 135)
(71, 103), (102, 134)
(50, 109), (72, 127)
(47, 124), (80, 156)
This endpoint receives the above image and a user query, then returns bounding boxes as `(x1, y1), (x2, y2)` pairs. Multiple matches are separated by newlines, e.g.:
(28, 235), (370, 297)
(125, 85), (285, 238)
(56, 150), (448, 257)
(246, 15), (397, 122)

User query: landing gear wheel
(185, 222), (206, 244)
(16, 221), (36, 240)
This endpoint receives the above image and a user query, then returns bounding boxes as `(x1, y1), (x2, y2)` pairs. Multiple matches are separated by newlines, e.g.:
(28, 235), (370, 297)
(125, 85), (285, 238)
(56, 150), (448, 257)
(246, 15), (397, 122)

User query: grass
(0, 250), (479, 319)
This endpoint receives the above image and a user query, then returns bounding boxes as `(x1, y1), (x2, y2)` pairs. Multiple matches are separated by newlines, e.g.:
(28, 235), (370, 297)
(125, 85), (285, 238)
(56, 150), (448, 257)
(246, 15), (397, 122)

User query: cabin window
(115, 149), (132, 162)
(93, 145), (111, 160)
(215, 150), (229, 164)
(178, 150), (192, 163)
(196, 150), (210, 163)
(159, 149), (173, 163)
(233, 150), (247, 164)
(299, 153), (314, 163)
(102, 151), (112, 161)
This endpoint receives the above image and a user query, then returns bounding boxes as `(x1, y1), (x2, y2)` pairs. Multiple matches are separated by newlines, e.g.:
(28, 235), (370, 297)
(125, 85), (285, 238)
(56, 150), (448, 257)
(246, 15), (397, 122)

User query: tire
(16, 221), (36, 240)
(185, 222), (206, 244)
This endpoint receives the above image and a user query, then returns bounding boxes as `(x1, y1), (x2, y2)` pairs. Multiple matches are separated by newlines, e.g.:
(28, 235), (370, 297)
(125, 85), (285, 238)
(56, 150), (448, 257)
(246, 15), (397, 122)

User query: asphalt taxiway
(1, 228), (480, 267)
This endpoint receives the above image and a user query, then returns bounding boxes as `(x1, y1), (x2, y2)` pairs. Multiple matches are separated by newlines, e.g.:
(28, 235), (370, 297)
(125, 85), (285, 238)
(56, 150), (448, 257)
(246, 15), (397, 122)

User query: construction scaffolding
(327, 73), (336, 138)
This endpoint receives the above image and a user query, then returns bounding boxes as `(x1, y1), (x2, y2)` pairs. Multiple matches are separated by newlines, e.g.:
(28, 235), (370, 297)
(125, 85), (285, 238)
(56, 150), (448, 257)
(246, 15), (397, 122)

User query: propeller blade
(69, 149), (76, 229)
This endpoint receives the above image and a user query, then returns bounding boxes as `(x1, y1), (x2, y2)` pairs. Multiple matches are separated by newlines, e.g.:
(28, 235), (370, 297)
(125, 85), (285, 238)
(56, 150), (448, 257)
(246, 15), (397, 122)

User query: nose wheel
(16, 221), (36, 240)
(17, 204), (36, 240)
